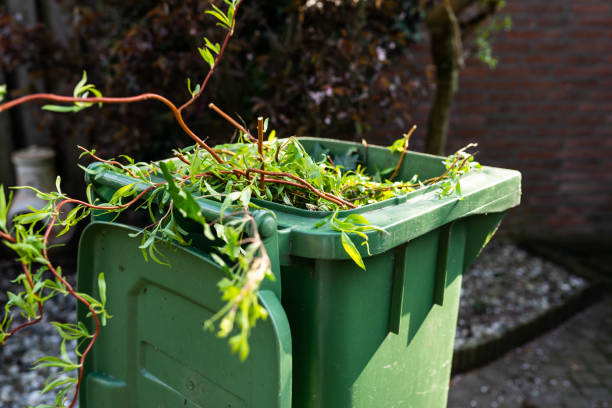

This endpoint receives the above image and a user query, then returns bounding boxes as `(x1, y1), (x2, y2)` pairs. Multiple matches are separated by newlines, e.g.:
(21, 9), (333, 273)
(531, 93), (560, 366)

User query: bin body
(80, 138), (521, 408)
(282, 215), (504, 408)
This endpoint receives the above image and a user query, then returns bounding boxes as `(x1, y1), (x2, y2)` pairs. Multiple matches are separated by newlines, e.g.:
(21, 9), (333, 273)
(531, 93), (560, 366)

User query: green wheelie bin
(78, 137), (521, 408)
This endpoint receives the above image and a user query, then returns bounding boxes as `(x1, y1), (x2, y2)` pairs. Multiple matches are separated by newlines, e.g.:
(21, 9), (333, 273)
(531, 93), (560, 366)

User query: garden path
(448, 295), (612, 408)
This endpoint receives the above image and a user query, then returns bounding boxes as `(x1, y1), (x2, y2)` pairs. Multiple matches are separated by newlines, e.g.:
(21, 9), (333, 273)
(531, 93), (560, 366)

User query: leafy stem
(179, 0), (244, 112)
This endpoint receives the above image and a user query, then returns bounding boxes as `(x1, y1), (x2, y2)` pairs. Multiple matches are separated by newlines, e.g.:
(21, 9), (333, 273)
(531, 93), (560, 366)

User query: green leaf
(206, 4), (231, 27)
(7, 291), (28, 311)
(43, 71), (102, 113)
(332, 147), (360, 171)
(0, 84), (6, 102)
(341, 232), (365, 270)
(158, 161), (207, 225)
(33, 355), (80, 371)
(210, 252), (226, 268)
(187, 78), (201, 98)
(13, 211), (49, 225)
(343, 214), (370, 226)
(282, 192), (292, 206)
(203, 222), (215, 241)
(40, 376), (77, 395)
(55, 176), (62, 195)
(239, 188), (251, 209)
(73, 71), (88, 97)
(98, 273), (107, 306)
(50, 322), (89, 340)
(204, 37), (221, 54)
(198, 46), (216, 69)
(85, 184), (94, 204)
(111, 183), (135, 203)
(268, 129), (276, 142)
(42, 105), (78, 113)
(0, 186), (12, 232)
(220, 191), (241, 218)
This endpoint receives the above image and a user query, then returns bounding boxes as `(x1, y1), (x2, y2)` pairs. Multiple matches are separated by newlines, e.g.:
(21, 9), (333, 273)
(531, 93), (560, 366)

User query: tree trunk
(425, 14), (461, 156)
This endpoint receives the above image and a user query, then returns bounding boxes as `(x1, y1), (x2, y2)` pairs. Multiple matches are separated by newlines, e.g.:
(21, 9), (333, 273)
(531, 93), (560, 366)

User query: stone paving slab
(448, 295), (612, 408)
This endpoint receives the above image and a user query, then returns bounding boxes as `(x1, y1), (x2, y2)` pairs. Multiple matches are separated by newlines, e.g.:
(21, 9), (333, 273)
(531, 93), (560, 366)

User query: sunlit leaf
(341, 232), (365, 270)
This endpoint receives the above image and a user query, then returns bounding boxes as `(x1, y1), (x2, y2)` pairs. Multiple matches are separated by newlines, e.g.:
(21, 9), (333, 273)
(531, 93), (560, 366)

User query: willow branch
(178, 0), (245, 113)
(0, 93), (224, 164)
(0, 230), (15, 243)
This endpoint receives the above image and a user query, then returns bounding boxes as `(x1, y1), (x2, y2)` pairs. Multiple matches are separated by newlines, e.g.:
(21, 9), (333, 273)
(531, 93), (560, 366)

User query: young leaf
(341, 232), (365, 270)
(0, 186), (12, 232)
(204, 37), (221, 54)
(268, 129), (276, 142)
(98, 273), (107, 307)
(110, 183), (135, 203)
(343, 214), (370, 226)
(73, 71), (89, 97)
(198, 47), (216, 69)
(314, 214), (333, 229)
(40, 376), (77, 395)
(85, 184), (94, 204)
(239, 188), (251, 209)
(55, 176), (63, 196)
(206, 4), (231, 28)
(42, 71), (103, 113)
(187, 78), (201, 98)
(42, 105), (78, 113)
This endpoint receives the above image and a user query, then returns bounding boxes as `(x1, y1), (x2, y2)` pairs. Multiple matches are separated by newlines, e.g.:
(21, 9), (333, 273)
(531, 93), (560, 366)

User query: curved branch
(0, 93), (225, 164)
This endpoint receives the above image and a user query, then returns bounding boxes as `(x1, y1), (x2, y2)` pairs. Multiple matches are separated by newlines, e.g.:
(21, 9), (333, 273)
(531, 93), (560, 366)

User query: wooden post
(6, 0), (46, 147)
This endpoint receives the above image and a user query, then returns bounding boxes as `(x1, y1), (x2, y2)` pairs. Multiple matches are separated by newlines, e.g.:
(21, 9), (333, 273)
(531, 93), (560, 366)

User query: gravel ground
(0, 239), (589, 407)
(455, 239), (587, 349)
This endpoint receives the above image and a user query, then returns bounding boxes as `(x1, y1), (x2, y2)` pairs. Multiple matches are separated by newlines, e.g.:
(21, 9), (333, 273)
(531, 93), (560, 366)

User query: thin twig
(389, 125), (417, 181)
(257, 117), (265, 193)
(208, 103), (257, 143)
(174, 152), (191, 165)
(78, 145), (148, 178)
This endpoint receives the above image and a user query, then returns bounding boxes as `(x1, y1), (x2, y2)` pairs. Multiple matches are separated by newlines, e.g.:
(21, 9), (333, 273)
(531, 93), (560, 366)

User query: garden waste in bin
(78, 137), (521, 408)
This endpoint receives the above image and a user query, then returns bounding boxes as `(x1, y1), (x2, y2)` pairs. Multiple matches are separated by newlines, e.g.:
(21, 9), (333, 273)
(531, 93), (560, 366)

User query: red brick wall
(405, 0), (612, 247)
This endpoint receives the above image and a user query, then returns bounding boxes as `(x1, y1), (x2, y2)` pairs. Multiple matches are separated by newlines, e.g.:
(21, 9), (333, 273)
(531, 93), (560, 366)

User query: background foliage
(0, 0), (424, 161)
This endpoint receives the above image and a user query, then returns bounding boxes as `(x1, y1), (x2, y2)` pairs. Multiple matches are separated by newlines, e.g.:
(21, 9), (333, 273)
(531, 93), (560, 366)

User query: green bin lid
(77, 222), (292, 408)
